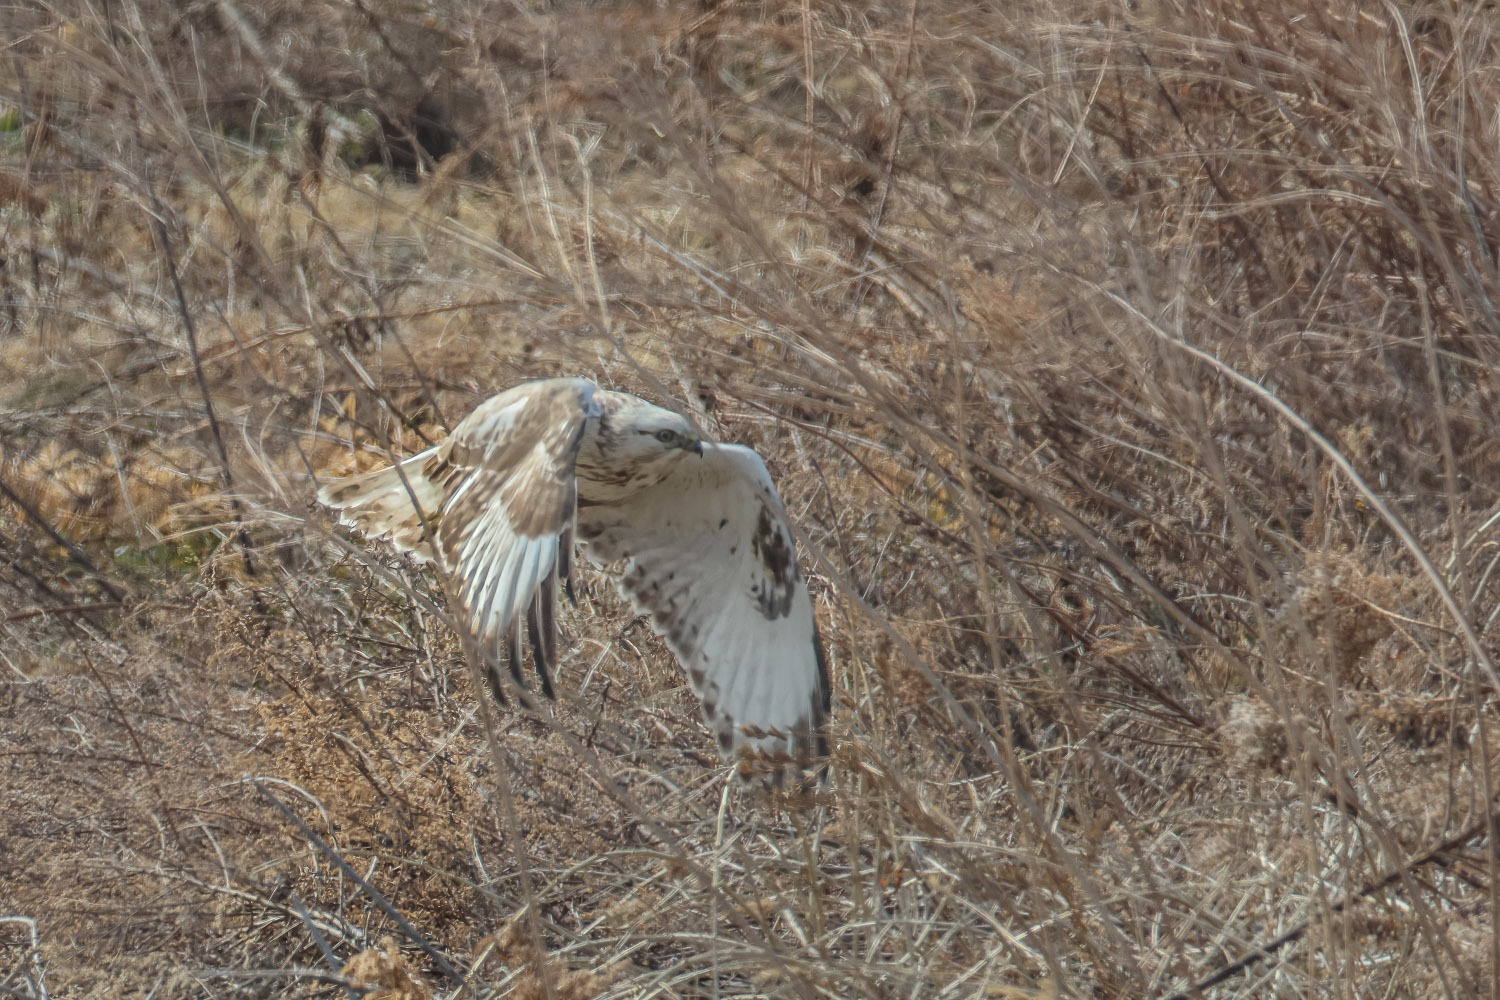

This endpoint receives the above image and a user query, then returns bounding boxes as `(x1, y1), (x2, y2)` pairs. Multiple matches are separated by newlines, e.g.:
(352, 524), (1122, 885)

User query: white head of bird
(599, 400), (704, 465)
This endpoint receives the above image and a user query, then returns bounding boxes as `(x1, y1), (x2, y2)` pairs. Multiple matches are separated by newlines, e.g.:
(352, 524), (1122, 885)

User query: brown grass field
(4, 1), (1500, 996)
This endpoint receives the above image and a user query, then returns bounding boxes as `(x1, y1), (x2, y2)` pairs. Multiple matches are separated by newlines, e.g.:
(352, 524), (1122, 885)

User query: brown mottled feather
(430, 381), (594, 675)
(322, 379), (596, 698)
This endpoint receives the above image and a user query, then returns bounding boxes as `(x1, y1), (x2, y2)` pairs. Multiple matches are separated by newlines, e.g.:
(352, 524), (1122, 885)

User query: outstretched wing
(576, 443), (829, 769)
(423, 377), (597, 692)
(317, 446), (444, 562)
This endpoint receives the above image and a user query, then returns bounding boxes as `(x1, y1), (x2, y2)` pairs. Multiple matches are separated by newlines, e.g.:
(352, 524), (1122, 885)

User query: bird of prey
(318, 377), (829, 772)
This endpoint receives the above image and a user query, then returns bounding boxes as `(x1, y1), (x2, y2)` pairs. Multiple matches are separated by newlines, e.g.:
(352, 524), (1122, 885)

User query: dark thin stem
(0, 471), (126, 602)
(151, 202), (259, 578)
(292, 892), (360, 1000)
(1163, 813), (1497, 999)
(253, 780), (466, 990)
(4, 601), (123, 621)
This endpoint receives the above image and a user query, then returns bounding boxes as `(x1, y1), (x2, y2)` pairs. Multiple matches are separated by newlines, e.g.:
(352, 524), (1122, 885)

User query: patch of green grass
(113, 532), (220, 583)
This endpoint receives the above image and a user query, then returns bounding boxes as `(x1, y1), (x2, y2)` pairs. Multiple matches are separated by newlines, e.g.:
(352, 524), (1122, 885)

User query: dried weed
(4, 0), (1500, 997)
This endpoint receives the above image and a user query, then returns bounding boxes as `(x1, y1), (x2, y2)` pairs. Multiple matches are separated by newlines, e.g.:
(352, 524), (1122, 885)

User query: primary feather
(317, 377), (829, 773)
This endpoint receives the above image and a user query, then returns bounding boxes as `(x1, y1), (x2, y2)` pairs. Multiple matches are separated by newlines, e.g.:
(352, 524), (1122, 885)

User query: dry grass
(4, 0), (1500, 996)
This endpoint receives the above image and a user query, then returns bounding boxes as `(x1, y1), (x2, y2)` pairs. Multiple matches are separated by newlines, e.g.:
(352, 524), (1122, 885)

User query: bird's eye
(655, 429), (677, 444)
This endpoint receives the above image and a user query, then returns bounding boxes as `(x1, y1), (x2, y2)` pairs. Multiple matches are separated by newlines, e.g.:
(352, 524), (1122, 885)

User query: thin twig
(291, 893), (360, 1000)
(0, 472), (126, 602)
(253, 780), (466, 990)
(4, 601), (123, 622)
(1164, 812), (1499, 999)
(151, 203), (260, 579)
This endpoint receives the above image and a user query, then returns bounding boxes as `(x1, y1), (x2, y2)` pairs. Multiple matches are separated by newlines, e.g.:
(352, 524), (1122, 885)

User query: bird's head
(603, 397), (706, 466)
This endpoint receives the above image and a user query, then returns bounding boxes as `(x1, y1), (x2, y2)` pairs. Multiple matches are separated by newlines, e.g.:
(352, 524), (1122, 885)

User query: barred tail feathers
(318, 447), (443, 562)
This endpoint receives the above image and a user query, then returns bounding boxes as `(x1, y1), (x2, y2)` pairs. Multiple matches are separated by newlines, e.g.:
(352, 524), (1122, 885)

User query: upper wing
(576, 443), (829, 770)
(423, 378), (597, 688)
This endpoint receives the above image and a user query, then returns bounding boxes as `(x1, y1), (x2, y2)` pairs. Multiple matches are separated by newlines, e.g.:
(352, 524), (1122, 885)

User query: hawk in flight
(318, 377), (829, 771)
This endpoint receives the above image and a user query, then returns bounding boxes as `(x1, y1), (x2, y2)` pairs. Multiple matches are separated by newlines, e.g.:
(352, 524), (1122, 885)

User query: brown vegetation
(4, 0), (1500, 996)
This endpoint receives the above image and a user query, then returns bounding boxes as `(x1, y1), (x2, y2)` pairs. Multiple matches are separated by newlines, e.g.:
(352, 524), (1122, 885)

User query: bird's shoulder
(428, 378), (599, 478)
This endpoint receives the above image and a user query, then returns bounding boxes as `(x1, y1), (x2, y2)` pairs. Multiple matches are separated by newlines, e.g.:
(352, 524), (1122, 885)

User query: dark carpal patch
(750, 505), (798, 620)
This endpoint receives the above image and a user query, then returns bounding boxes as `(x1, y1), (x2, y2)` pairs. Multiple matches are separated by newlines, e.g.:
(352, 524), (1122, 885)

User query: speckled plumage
(318, 377), (829, 773)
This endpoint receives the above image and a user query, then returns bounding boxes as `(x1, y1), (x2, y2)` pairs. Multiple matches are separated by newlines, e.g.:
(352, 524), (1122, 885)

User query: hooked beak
(691, 437), (704, 456)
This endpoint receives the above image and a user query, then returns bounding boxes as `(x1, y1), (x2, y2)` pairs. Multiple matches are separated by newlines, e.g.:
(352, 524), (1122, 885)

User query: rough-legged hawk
(318, 377), (829, 772)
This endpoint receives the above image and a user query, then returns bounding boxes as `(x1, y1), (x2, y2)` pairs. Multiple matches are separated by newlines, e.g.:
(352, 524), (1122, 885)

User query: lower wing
(577, 443), (829, 770)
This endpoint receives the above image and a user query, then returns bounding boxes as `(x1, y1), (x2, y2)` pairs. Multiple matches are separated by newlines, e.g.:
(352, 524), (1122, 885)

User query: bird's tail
(317, 447), (444, 563)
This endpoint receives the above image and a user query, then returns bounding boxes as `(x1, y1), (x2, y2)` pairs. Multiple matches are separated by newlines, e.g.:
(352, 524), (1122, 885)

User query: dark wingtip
(507, 625), (528, 691)
(558, 528), (579, 607)
(483, 664), (509, 707)
(526, 604), (558, 701)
